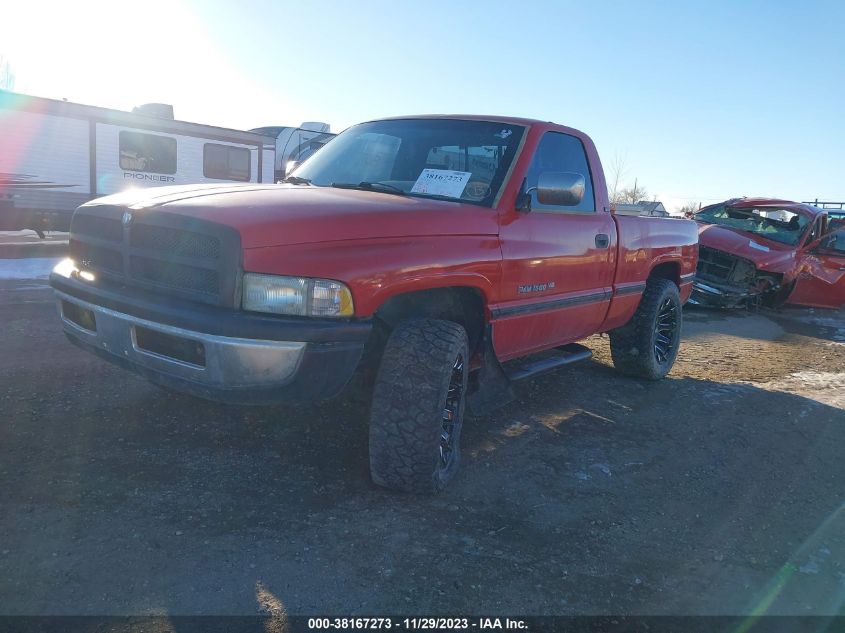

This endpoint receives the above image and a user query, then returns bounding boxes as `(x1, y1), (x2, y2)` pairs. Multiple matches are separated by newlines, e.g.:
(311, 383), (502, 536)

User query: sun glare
(1, 0), (302, 130)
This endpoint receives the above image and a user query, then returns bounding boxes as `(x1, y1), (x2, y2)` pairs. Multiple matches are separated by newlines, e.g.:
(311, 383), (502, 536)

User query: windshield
(291, 118), (526, 207)
(695, 203), (811, 246)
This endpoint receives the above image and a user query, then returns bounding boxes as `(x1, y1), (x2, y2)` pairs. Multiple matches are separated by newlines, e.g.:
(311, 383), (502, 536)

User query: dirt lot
(0, 277), (843, 617)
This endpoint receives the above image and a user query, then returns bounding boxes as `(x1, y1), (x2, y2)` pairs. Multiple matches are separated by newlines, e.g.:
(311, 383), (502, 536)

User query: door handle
(595, 234), (610, 248)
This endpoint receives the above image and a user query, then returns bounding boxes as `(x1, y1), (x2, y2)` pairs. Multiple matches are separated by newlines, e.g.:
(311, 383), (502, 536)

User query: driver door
(494, 131), (616, 360)
(787, 228), (845, 308)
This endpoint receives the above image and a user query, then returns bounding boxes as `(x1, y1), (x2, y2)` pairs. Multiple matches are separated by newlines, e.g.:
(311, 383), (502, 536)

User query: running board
(506, 343), (593, 382)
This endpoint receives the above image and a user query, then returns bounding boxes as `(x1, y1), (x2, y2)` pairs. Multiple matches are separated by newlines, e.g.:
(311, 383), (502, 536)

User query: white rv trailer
(0, 90), (332, 234)
(249, 123), (334, 181)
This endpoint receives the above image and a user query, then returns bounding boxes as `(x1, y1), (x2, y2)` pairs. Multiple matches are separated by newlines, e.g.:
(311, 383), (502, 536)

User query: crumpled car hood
(80, 183), (500, 248)
(697, 223), (799, 274)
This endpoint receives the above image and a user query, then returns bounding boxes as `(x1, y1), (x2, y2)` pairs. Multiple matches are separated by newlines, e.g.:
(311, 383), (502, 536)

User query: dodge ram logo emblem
(122, 212), (133, 226)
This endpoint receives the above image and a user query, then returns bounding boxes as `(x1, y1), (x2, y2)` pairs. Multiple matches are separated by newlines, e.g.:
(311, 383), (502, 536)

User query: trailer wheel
(368, 319), (469, 494)
(609, 278), (682, 380)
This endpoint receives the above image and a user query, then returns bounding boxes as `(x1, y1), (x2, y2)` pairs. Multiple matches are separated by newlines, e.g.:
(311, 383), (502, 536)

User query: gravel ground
(0, 278), (843, 617)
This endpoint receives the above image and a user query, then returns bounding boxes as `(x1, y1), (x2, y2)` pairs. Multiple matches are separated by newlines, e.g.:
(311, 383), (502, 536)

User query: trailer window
(119, 131), (177, 174)
(203, 144), (251, 181)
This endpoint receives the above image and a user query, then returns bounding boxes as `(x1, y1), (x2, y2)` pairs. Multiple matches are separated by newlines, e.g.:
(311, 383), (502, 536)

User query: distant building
(613, 201), (669, 217)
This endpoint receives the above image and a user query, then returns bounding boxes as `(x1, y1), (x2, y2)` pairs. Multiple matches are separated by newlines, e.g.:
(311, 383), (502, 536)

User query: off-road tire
(609, 278), (682, 380)
(368, 319), (469, 494)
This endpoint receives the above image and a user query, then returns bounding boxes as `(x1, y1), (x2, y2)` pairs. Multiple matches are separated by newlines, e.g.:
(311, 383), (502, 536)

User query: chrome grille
(130, 224), (221, 259)
(697, 246), (757, 287)
(71, 240), (123, 274)
(71, 214), (123, 243)
(130, 255), (219, 295)
(69, 206), (240, 306)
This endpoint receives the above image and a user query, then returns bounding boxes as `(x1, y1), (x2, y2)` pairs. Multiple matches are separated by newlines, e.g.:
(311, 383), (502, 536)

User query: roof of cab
(370, 114), (548, 126)
(721, 197), (824, 218)
(355, 114), (591, 145)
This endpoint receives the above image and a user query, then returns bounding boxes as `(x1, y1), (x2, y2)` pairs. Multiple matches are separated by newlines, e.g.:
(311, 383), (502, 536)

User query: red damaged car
(691, 198), (845, 309)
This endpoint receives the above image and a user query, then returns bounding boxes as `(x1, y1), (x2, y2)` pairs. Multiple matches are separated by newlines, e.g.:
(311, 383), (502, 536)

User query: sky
(2, 0), (844, 211)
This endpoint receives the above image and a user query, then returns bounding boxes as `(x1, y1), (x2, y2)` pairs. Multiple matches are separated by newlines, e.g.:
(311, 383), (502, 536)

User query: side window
(203, 144), (251, 181)
(119, 131), (177, 174)
(525, 132), (595, 212)
(819, 229), (845, 254)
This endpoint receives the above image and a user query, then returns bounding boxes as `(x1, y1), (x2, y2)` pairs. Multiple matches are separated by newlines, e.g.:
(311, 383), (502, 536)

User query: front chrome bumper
(56, 291), (306, 390)
(689, 279), (761, 308)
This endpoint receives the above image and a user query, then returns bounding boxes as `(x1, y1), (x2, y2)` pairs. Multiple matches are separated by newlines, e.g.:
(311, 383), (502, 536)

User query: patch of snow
(0, 258), (61, 280)
(782, 312), (845, 344)
(753, 372), (845, 409)
(701, 383), (751, 403)
(799, 559), (820, 575)
(0, 230), (40, 237)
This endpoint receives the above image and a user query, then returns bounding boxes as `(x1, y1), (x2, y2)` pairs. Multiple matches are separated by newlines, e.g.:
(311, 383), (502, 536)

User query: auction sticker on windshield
(411, 169), (472, 198)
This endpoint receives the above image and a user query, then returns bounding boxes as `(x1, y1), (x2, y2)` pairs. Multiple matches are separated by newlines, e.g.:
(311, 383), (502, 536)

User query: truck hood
(82, 183), (500, 248)
(697, 223), (799, 273)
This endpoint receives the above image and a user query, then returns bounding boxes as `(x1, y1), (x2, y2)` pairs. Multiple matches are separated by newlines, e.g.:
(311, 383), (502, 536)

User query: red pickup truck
(50, 115), (698, 493)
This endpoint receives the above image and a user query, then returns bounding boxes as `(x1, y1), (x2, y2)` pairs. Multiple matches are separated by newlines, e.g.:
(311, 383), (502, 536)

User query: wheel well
(648, 262), (681, 287)
(374, 287), (487, 354)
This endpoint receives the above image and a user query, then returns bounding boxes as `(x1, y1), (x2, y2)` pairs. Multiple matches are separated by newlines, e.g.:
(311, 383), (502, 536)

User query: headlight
(52, 258), (96, 282)
(242, 273), (354, 317)
(53, 258), (78, 278)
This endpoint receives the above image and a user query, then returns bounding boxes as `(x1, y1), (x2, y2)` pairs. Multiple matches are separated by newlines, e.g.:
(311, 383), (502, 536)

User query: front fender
(243, 235), (502, 317)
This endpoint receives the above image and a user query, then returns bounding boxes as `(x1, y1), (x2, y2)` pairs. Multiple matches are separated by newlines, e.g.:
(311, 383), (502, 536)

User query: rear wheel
(368, 319), (469, 493)
(609, 278), (682, 380)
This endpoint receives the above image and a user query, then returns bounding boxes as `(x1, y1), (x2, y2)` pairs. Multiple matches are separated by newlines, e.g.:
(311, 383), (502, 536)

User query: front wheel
(368, 319), (469, 494)
(609, 278), (682, 380)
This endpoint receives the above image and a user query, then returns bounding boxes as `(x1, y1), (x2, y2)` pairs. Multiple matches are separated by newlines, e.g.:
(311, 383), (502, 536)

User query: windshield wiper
(407, 192), (463, 203)
(330, 181), (406, 195)
(281, 175), (311, 185)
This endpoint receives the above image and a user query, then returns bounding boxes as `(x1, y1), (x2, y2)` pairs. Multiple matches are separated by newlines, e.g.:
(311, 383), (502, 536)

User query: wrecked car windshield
(695, 204), (811, 245)
(291, 119), (526, 207)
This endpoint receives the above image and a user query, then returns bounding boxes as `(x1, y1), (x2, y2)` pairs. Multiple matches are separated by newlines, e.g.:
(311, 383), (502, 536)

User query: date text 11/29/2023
(307, 617), (528, 630)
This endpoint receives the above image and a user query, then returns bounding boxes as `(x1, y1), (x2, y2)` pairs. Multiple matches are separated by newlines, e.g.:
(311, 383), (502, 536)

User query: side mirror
(536, 172), (585, 206)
